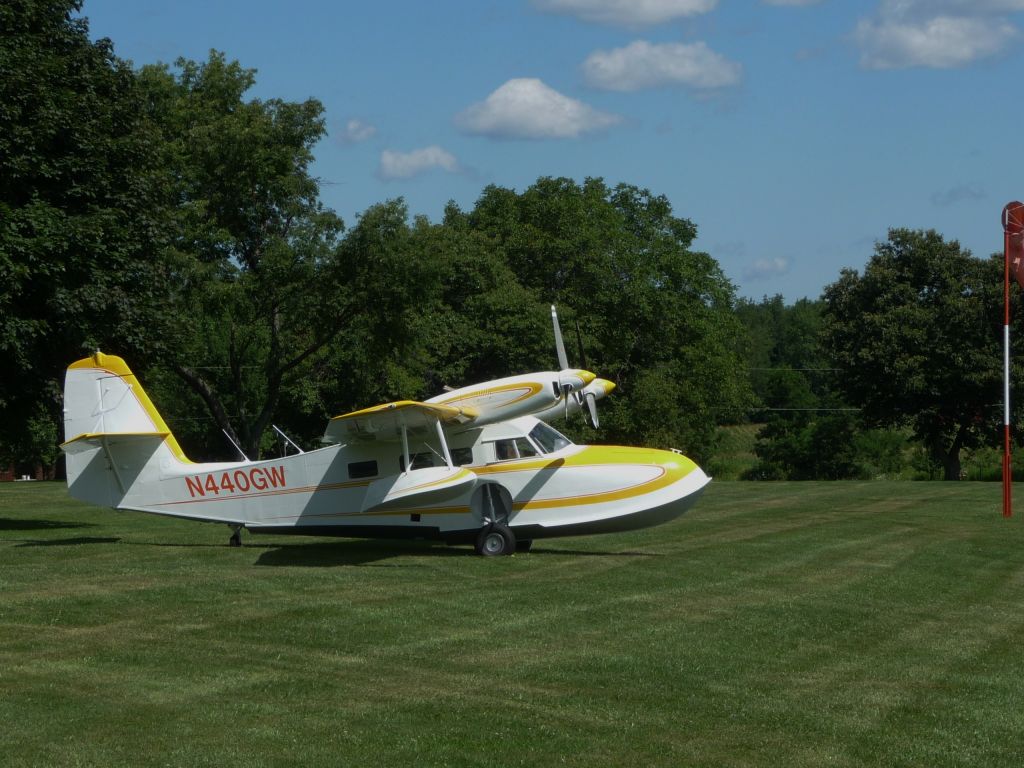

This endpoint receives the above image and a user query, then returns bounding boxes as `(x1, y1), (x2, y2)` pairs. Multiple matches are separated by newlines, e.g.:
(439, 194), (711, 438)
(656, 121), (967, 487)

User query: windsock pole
(1005, 220), (1013, 518)
(1003, 201), (1024, 518)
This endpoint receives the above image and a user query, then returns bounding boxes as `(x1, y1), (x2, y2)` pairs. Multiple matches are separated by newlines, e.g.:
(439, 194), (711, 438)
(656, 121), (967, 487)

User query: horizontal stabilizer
(361, 466), (477, 513)
(325, 400), (478, 444)
(61, 431), (170, 455)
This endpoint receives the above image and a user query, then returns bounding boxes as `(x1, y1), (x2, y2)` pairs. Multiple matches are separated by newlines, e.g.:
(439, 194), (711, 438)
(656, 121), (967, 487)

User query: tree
(453, 177), (751, 460)
(735, 295), (831, 416)
(0, 0), (167, 466)
(822, 229), (1014, 480)
(135, 54), (434, 459)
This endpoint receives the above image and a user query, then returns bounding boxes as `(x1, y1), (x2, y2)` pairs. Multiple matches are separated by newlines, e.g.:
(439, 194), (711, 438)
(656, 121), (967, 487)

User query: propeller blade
(551, 305), (569, 372)
(585, 391), (599, 429)
(574, 319), (589, 372)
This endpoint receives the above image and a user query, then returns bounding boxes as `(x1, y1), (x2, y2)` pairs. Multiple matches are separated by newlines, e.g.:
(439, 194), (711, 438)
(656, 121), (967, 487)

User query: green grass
(3, 481), (1024, 767)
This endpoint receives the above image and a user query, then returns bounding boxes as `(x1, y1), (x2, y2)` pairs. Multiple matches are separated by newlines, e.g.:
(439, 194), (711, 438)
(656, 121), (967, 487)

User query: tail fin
(62, 352), (190, 508)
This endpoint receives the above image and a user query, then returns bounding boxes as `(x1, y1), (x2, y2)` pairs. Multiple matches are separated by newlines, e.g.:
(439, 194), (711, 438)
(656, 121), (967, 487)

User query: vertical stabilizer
(62, 353), (189, 508)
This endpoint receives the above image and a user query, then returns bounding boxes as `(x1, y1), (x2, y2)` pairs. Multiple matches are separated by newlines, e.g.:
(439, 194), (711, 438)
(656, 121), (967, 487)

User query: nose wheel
(475, 523), (516, 556)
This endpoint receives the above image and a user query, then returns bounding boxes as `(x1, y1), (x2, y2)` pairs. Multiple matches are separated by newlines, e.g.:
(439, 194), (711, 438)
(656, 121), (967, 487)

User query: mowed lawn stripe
(2, 481), (1024, 767)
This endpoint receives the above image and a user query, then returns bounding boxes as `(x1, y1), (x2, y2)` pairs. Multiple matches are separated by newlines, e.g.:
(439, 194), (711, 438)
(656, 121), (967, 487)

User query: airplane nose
(577, 370), (596, 386)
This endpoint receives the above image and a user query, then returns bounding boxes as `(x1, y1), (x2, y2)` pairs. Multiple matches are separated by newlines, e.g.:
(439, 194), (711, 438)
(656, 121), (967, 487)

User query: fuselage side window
(491, 438), (539, 462)
(399, 452), (435, 472)
(348, 460), (379, 479)
(493, 439), (517, 461)
(451, 447), (474, 466)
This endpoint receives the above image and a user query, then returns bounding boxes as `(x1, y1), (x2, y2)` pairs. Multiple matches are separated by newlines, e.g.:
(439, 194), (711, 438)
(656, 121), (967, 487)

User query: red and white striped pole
(1003, 201), (1024, 518)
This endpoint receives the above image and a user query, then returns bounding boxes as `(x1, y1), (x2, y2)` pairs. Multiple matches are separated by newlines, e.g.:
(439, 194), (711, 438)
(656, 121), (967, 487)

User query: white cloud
(338, 118), (377, 144)
(378, 146), (460, 180)
(583, 40), (742, 91)
(744, 257), (790, 280)
(455, 78), (621, 140)
(878, 0), (1024, 16)
(855, 15), (1018, 68)
(854, 0), (1023, 69)
(533, 0), (717, 27)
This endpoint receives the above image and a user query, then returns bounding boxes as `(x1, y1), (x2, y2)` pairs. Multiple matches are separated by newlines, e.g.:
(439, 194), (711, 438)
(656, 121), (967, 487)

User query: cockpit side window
(491, 437), (539, 462)
(514, 437), (538, 458)
(529, 422), (572, 453)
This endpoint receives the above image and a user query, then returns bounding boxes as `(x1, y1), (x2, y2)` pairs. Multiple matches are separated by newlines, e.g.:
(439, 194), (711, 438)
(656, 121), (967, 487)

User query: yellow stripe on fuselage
(154, 445), (699, 523)
(475, 445), (698, 511)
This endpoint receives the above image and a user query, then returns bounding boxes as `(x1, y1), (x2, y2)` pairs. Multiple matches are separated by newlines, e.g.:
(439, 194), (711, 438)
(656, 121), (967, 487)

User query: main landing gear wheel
(475, 523), (516, 556)
(228, 524), (243, 548)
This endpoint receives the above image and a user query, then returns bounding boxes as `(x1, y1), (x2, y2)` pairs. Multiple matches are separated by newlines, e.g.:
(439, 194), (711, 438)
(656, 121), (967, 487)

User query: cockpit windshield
(529, 421), (573, 454)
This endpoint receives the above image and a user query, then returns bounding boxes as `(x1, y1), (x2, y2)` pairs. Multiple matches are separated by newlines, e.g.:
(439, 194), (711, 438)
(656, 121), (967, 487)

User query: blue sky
(82, 0), (1024, 301)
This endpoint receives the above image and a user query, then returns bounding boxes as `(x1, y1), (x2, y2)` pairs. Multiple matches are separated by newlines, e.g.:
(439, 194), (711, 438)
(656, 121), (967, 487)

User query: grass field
(3, 481), (1024, 767)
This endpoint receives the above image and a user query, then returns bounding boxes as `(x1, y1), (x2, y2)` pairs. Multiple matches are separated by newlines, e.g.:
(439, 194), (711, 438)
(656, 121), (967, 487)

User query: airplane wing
(324, 400), (478, 444)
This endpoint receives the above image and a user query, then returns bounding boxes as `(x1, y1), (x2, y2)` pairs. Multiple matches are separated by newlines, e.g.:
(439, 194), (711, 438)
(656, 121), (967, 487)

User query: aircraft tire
(475, 523), (515, 556)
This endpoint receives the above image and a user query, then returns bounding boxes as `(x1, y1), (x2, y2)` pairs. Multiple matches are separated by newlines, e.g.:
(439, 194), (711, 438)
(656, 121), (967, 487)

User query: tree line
(736, 230), (1022, 481)
(1, 2), (1017, 481)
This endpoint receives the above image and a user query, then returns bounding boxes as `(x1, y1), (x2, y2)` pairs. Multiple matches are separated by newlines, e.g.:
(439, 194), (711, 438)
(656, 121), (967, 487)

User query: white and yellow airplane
(61, 309), (711, 555)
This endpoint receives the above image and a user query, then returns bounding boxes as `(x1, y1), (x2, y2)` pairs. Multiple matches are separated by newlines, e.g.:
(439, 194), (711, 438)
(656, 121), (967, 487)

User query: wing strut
(435, 418), (454, 469)
(401, 422), (411, 475)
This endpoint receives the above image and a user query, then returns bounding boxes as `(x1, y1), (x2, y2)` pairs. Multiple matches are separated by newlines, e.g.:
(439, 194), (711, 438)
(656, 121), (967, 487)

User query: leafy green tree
(747, 413), (862, 480)
(289, 201), (445, 435)
(0, 0), (167, 465)
(822, 229), (1014, 480)
(736, 295), (831, 415)
(135, 54), (435, 459)
(454, 177), (751, 460)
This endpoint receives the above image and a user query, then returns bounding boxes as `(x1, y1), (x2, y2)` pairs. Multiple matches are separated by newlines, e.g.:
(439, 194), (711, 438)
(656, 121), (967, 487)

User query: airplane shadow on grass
(16, 536), (121, 547)
(8, 531), (663, 564)
(117, 538), (448, 567)
(253, 539), (464, 567)
(0, 517), (95, 531)
(251, 539), (663, 567)
(521, 547), (662, 558)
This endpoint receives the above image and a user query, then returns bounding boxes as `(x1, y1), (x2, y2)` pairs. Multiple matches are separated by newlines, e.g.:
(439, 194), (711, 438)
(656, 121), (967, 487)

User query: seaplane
(61, 308), (711, 555)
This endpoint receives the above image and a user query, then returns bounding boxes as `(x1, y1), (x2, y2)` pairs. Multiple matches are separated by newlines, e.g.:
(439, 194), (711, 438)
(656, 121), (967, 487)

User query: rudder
(62, 352), (189, 507)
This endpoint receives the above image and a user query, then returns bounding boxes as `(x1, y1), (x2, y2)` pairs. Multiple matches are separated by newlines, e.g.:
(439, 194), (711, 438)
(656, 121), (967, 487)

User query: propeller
(551, 305), (601, 428)
(574, 319), (600, 428)
(551, 305), (573, 420)
(552, 305), (570, 371)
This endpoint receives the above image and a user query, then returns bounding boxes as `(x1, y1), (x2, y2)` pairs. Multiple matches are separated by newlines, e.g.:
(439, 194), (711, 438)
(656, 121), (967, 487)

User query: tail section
(62, 352), (190, 509)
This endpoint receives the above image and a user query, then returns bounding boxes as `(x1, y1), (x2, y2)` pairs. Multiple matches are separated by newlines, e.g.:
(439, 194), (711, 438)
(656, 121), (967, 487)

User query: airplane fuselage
(84, 416), (709, 544)
(62, 349), (711, 554)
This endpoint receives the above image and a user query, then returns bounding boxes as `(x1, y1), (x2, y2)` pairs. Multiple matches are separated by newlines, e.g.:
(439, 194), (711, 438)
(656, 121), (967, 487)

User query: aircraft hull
(248, 465), (709, 542)
(110, 444), (711, 543)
